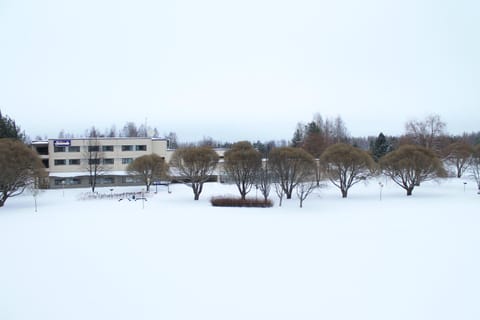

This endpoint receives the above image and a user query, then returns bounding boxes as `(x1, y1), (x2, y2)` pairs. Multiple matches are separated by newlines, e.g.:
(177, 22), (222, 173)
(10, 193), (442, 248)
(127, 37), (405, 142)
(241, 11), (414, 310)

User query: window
(135, 145), (147, 151)
(54, 159), (66, 166)
(56, 178), (81, 185)
(88, 146), (100, 152)
(101, 177), (115, 184)
(122, 158), (133, 164)
(54, 146), (66, 153)
(69, 146), (80, 152)
(36, 147), (49, 155)
(70, 178), (81, 185)
(69, 159), (80, 165)
(122, 145), (133, 151)
(102, 145), (114, 152)
(88, 159), (101, 165)
(122, 176), (140, 184)
(103, 158), (114, 165)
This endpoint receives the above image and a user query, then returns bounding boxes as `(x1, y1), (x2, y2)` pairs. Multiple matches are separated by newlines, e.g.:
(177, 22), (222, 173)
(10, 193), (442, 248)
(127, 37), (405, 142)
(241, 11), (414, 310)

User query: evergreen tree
(291, 123), (304, 147)
(0, 110), (24, 140)
(370, 132), (392, 161)
(305, 121), (321, 135)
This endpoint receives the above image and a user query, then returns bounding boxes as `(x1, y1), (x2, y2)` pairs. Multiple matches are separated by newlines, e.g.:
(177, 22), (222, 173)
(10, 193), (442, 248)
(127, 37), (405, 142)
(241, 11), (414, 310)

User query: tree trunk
(0, 193), (8, 207)
(286, 189), (293, 199)
(90, 176), (96, 193)
(341, 188), (348, 198)
(406, 187), (414, 196)
(192, 183), (202, 200)
(240, 191), (247, 200)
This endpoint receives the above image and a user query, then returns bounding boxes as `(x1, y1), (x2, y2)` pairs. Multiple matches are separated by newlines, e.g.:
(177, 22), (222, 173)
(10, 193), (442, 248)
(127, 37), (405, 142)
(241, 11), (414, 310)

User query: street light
(378, 182), (384, 201)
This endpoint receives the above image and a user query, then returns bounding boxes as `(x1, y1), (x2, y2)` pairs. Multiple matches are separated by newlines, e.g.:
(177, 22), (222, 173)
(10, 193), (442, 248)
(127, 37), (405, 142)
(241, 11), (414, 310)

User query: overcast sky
(0, 0), (479, 142)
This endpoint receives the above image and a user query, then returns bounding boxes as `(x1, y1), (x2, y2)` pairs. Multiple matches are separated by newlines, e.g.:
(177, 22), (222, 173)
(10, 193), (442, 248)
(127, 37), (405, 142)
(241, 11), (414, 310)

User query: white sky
(0, 0), (479, 142)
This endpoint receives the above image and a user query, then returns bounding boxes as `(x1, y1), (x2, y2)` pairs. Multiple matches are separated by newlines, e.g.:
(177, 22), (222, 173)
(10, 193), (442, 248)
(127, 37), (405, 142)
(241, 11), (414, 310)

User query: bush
(210, 196), (273, 208)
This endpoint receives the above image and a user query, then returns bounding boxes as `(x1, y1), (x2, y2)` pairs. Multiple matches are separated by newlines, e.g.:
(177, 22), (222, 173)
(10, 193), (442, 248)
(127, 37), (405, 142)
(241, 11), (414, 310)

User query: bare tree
(105, 125), (117, 137)
(0, 139), (46, 207)
(85, 126), (103, 138)
(169, 146), (219, 200)
(298, 114), (350, 160)
(84, 135), (104, 193)
(471, 145), (480, 191)
(296, 175), (317, 208)
(405, 114), (447, 151)
(269, 147), (317, 199)
(443, 141), (473, 178)
(274, 181), (285, 207)
(165, 132), (179, 149)
(302, 131), (326, 159)
(224, 141), (262, 200)
(257, 160), (273, 202)
(138, 123), (148, 137)
(332, 116), (350, 143)
(320, 143), (376, 198)
(127, 154), (168, 192)
(380, 144), (447, 196)
(121, 122), (139, 137)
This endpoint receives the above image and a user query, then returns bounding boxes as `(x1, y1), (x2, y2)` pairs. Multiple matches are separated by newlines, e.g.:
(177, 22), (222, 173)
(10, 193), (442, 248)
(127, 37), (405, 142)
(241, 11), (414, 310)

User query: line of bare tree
(67, 114), (480, 205)
(2, 110), (480, 209)
(165, 113), (478, 206)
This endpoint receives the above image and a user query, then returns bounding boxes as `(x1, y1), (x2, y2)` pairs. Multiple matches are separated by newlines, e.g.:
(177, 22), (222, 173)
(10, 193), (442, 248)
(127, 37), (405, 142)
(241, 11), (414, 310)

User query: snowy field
(1, 178), (479, 320)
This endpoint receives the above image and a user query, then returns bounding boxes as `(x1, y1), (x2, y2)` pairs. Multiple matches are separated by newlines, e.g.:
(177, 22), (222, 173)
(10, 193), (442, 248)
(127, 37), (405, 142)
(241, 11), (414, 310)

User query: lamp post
(379, 182), (384, 201)
(463, 182), (467, 193)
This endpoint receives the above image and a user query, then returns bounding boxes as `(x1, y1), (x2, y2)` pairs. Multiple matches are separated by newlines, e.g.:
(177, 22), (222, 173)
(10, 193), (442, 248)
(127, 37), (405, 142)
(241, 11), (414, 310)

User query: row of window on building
(53, 158), (134, 166)
(54, 145), (147, 153)
(54, 176), (141, 186)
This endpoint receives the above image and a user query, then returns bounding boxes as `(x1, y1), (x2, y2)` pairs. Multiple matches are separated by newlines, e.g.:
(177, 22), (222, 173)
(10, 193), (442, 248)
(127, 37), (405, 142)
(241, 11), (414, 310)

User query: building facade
(32, 138), (169, 189)
(32, 137), (226, 189)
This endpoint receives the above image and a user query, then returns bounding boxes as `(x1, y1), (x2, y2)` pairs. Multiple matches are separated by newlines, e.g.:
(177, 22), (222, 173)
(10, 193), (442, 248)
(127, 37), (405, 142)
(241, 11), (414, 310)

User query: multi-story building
(32, 137), (227, 189)
(32, 137), (169, 189)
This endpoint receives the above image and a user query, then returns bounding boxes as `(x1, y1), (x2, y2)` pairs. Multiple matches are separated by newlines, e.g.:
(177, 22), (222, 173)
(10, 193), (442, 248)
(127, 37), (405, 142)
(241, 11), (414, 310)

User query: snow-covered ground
(1, 178), (479, 320)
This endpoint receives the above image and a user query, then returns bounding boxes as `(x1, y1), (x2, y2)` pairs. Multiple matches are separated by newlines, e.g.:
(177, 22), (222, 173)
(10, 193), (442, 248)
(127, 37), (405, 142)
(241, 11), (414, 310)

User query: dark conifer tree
(291, 123), (304, 147)
(0, 110), (24, 140)
(370, 132), (392, 161)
